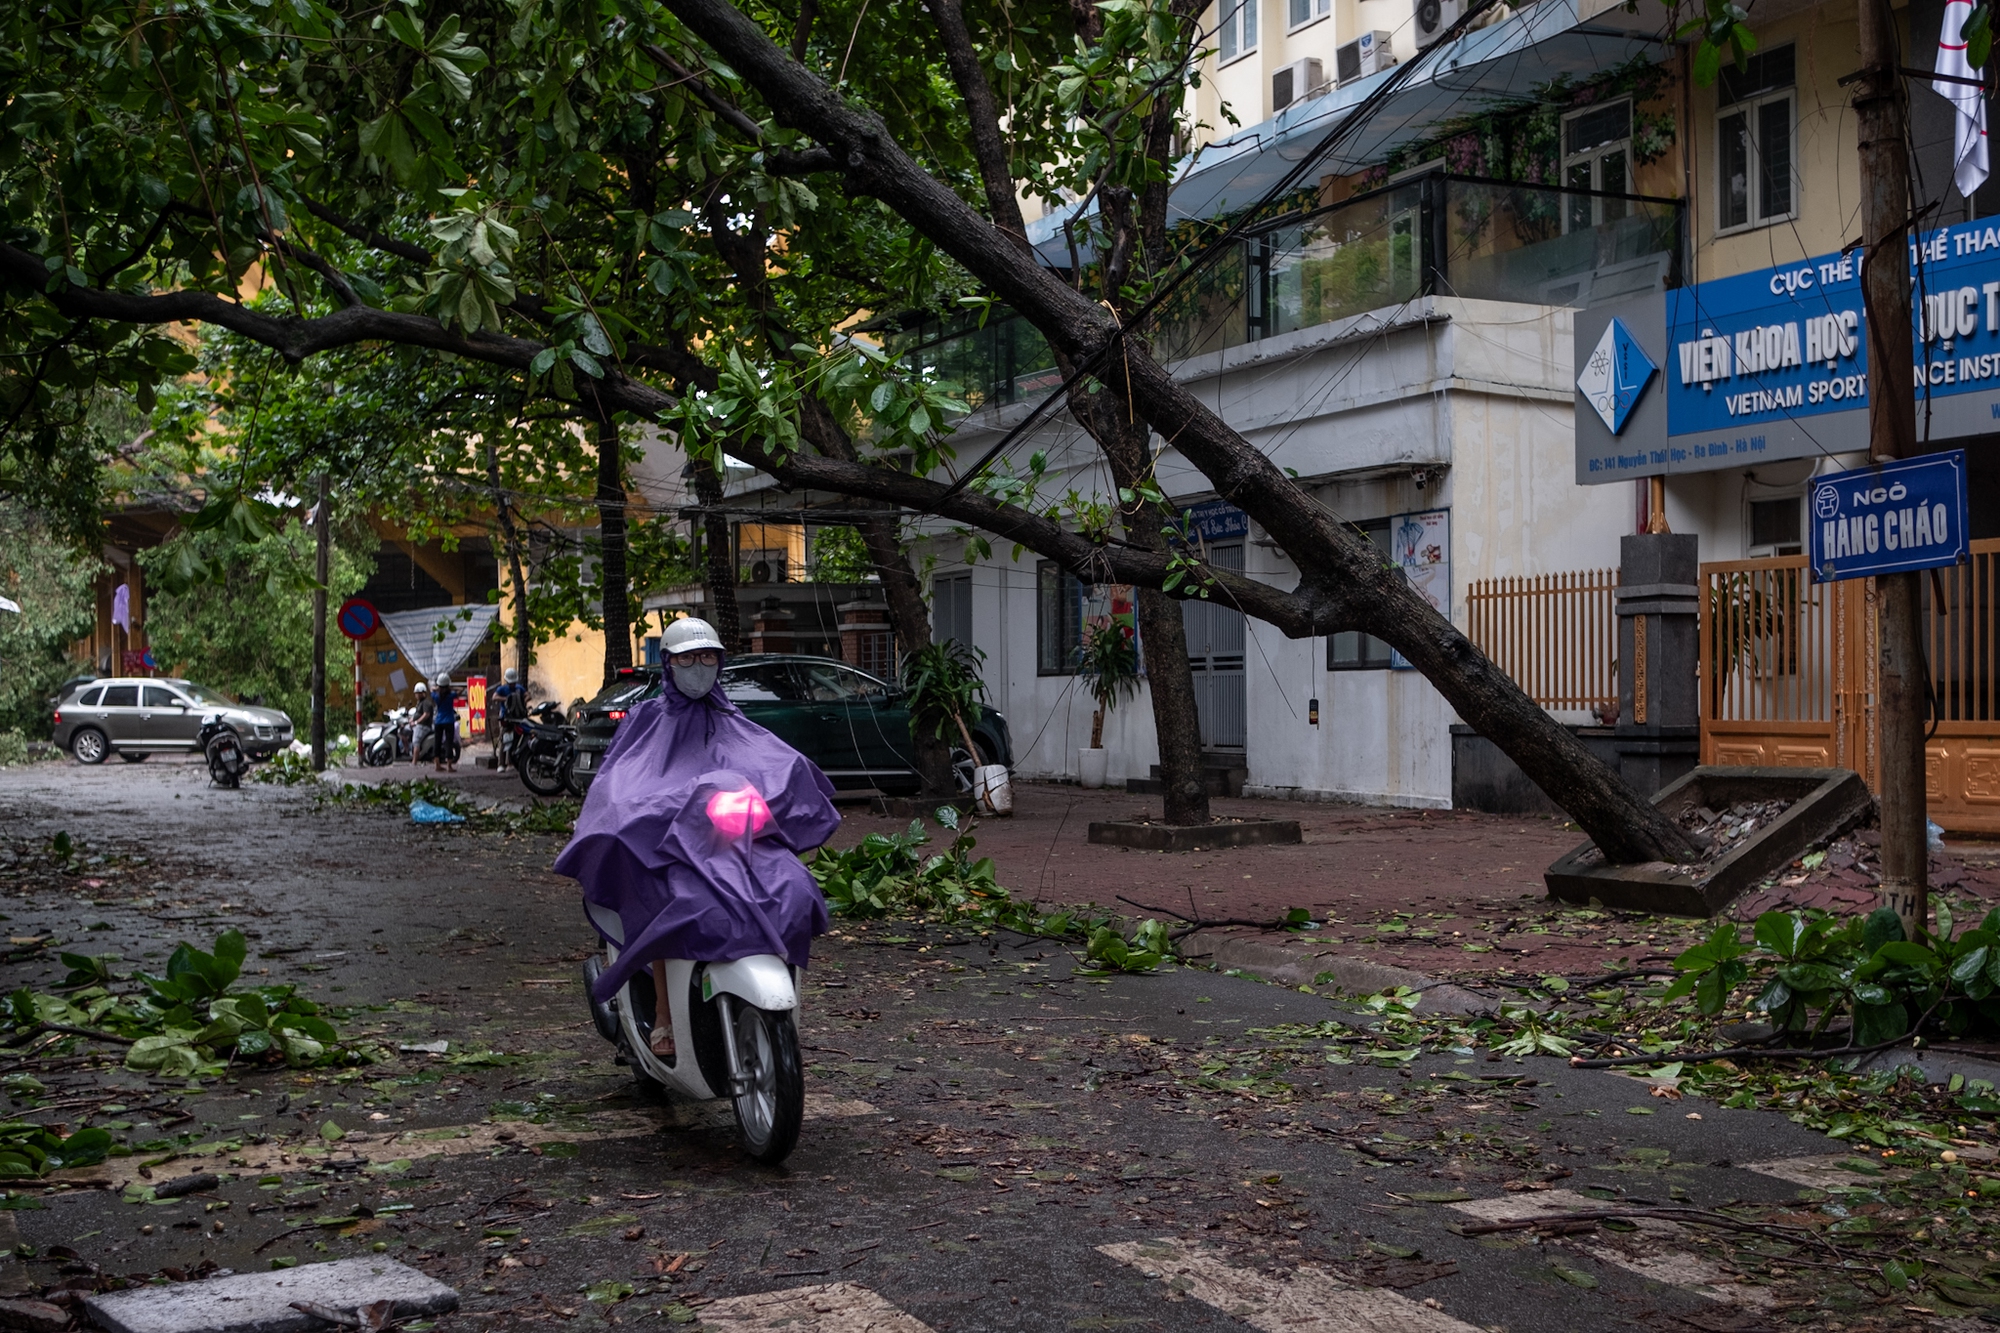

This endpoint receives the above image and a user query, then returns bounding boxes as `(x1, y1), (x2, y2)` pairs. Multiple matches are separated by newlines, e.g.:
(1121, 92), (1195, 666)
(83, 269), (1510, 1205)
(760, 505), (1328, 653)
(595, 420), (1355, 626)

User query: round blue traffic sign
(337, 597), (381, 641)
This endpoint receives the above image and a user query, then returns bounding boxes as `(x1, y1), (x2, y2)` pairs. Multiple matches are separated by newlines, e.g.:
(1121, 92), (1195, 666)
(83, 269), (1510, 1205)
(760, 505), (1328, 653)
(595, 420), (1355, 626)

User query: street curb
(1184, 930), (1496, 1015)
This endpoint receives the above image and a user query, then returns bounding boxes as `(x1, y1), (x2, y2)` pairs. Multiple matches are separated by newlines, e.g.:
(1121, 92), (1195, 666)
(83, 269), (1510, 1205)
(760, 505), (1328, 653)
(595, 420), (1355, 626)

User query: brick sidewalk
(832, 780), (2000, 988)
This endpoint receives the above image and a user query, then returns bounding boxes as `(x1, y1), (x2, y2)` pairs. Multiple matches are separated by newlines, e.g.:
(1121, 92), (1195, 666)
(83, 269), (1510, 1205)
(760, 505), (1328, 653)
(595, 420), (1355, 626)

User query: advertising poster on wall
(1390, 509), (1450, 670)
(1081, 584), (1141, 675)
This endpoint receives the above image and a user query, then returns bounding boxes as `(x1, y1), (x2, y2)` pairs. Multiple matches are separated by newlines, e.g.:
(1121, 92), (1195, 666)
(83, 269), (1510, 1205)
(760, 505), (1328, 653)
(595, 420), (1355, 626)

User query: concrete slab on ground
(83, 1258), (457, 1333)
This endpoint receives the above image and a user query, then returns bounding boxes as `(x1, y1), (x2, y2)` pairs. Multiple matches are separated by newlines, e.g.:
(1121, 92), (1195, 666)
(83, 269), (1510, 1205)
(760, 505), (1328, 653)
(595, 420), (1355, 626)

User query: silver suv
(53, 678), (294, 765)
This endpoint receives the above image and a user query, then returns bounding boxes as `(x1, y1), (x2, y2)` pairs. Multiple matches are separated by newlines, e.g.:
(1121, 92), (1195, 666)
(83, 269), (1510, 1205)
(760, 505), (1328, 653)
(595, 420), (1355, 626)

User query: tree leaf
(1864, 906), (1905, 950)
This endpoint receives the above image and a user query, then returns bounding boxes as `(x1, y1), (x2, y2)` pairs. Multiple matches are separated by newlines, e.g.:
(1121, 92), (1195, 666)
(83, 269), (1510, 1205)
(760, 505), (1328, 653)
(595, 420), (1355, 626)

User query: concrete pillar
(1615, 533), (1700, 797)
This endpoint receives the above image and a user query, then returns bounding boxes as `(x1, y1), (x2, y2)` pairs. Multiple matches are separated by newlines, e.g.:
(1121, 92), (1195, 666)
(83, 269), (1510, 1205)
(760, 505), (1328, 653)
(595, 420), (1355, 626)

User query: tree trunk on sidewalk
(593, 409), (633, 683)
(309, 473), (329, 772)
(1067, 387), (1208, 824)
(693, 463), (741, 652)
(853, 513), (959, 796)
(656, 0), (1705, 866)
(796, 396), (959, 797)
(922, 0), (1208, 822)
(1855, 0), (1927, 933)
(484, 438), (533, 684)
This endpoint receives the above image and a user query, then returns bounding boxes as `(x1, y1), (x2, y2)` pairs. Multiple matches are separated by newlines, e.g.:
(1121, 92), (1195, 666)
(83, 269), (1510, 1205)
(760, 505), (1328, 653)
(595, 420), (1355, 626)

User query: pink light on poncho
(705, 784), (772, 840)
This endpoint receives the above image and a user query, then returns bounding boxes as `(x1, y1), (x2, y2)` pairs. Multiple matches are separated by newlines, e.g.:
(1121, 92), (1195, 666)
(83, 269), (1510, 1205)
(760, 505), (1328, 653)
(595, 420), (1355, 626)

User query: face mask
(672, 662), (719, 700)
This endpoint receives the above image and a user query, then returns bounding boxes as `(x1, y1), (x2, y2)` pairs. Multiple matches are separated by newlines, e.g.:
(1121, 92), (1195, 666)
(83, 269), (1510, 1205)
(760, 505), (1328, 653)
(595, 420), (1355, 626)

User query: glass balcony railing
(886, 172), (1682, 408)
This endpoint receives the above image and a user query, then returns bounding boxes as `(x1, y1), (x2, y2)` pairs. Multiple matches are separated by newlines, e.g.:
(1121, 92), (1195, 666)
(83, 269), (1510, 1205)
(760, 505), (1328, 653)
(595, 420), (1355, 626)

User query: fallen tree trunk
(650, 0), (1702, 865)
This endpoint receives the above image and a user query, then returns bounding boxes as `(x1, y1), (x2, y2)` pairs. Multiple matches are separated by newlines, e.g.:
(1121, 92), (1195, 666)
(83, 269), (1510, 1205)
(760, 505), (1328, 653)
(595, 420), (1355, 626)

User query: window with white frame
(1326, 520), (1395, 670)
(1562, 99), (1631, 231)
(1217, 0), (1257, 64)
(1287, 0), (1329, 31)
(932, 572), (973, 648)
(1037, 561), (1084, 675)
(1716, 46), (1796, 233)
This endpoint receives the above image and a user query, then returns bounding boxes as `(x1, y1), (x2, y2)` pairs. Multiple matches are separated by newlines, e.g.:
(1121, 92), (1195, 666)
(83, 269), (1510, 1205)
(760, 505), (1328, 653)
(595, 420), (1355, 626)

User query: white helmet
(414, 681), (429, 694)
(662, 617), (725, 657)
(503, 667), (518, 683)
(435, 675), (451, 689)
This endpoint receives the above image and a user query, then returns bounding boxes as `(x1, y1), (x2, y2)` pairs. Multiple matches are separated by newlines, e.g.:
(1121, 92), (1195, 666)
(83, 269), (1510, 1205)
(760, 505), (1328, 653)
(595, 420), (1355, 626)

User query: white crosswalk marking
(692, 1281), (937, 1331)
(1447, 1189), (1771, 1307)
(1100, 1239), (1482, 1332)
(53, 1097), (878, 1190)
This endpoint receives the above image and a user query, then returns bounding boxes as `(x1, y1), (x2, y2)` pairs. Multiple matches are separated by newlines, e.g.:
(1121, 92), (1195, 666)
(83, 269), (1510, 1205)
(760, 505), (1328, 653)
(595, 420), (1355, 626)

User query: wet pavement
(0, 757), (1958, 1330)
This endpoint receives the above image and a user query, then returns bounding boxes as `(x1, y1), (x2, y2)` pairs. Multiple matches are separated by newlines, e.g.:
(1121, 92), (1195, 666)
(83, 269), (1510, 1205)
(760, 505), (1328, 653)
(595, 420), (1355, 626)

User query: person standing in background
(489, 667), (527, 770)
(432, 675), (459, 773)
(409, 680), (431, 767)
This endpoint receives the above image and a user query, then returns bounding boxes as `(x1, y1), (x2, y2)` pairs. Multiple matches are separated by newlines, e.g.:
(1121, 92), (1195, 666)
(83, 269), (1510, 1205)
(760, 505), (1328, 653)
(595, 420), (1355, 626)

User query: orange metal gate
(1700, 541), (2000, 835)
(1466, 568), (1620, 715)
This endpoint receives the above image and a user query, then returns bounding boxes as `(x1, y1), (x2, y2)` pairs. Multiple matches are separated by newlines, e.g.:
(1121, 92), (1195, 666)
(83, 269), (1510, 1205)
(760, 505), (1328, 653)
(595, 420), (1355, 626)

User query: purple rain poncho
(554, 669), (841, 1005)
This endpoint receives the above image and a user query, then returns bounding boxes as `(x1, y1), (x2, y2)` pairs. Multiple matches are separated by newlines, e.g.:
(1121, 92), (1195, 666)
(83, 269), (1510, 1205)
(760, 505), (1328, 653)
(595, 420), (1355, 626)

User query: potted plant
(1076, 614), (1140, 790)
(901, 640), (1009, 813)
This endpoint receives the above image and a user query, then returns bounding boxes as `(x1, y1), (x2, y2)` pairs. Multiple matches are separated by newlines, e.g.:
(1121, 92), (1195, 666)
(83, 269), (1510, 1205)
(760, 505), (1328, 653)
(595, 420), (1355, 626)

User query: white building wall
(917, 297), (1641, 803)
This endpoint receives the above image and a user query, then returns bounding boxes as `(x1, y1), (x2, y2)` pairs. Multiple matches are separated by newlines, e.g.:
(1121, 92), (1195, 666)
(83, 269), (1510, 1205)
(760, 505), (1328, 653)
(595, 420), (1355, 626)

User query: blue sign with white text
(1665, 250), (1869, 443)
(1603, 216), (2000, 483)
(1809, 451), (1969, 583)
(1183, 499), (1249, 542)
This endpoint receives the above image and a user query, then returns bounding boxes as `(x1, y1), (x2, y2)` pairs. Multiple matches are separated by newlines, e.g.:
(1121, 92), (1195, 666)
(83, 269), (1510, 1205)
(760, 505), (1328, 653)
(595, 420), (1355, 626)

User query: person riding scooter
(553, 617), (838, 1063)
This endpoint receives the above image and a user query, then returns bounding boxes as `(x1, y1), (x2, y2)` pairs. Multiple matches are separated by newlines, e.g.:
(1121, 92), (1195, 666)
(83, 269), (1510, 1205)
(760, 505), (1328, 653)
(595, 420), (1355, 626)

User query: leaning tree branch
(726, 435), (1345, 632)
(301, 198), (432, 266)
(0, 238), (676, 419)
(271, 236), (362, 309)
(653, 0), (1704, 867)
(638, 41), (837, 175)
(642, 40), (769, 140)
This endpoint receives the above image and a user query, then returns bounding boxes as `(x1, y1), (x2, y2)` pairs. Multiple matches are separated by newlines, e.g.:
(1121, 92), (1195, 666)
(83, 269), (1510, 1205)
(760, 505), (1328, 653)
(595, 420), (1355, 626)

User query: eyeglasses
(670, 650), (721, 667)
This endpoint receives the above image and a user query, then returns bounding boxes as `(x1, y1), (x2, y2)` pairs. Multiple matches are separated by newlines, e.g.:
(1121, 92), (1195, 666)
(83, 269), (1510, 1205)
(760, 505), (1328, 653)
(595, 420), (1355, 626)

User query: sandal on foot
(648, 1025), (675, 1059)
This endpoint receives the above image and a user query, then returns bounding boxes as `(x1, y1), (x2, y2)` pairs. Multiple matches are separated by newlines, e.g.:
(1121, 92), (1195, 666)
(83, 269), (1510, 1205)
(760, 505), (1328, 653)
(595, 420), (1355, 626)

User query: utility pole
(1854, 0), (1928, 936)
(310, 473), (330, 772)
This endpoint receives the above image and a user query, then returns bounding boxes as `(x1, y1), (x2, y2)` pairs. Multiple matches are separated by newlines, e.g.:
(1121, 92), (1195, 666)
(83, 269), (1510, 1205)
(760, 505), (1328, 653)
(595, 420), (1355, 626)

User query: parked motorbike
(515, 701), (575, 798)
(360, 707), (416, 767)
(581, 784), (805, 1163)
(198, 713), (249, 789)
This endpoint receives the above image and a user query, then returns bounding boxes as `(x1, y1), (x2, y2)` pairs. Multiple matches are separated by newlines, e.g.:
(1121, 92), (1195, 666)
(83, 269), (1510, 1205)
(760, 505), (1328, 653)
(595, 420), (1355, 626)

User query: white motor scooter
(580, 785), (807, 1164)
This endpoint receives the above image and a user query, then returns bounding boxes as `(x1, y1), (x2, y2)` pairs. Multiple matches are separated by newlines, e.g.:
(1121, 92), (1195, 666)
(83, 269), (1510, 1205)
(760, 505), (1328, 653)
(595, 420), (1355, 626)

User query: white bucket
(1077, 747), (1109, 790)
(973, 764), (1013, 816)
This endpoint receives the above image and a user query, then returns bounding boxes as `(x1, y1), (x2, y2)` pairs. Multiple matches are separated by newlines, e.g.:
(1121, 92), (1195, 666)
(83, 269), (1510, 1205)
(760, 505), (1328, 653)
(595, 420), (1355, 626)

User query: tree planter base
(1544, 766), (1872, 916)
(1087, 818), (1302, 852)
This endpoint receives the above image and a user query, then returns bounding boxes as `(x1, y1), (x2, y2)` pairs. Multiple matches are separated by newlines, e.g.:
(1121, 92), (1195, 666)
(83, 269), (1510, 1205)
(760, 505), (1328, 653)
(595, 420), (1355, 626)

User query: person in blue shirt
(432, 674), (460, 773)
(489, 667), (528, 770)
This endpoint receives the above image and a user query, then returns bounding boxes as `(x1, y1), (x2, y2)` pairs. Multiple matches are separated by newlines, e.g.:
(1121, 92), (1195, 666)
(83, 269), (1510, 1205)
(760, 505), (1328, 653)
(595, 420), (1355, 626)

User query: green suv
(569, 654), (1013, 796)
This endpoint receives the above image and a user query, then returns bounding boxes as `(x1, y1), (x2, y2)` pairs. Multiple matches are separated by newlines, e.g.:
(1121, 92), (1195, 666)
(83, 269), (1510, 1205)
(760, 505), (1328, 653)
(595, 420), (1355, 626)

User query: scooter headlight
(705, 785), (771, 840)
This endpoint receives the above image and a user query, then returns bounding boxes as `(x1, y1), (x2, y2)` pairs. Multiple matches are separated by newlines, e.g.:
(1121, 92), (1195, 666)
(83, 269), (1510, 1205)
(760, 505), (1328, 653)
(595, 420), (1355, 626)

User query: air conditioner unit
(1414, 0), (1464, 47)
(1271, 57), (1327, 113)
(1335, 31), (1397, 85)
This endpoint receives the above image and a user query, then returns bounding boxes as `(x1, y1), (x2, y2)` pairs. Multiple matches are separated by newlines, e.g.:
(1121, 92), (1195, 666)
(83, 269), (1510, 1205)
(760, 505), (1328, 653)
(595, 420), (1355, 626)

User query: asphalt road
(0, 759), (1916, 1331)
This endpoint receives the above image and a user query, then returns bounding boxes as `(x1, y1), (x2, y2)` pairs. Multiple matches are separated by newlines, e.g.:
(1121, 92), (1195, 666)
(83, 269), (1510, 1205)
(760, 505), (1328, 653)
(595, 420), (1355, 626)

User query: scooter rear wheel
(730, 1004), (803, 1165)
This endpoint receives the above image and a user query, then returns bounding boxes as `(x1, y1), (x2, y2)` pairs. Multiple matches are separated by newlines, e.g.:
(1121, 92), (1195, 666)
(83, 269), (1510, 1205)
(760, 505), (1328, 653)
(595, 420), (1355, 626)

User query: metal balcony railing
(885, 172), (1683, 408)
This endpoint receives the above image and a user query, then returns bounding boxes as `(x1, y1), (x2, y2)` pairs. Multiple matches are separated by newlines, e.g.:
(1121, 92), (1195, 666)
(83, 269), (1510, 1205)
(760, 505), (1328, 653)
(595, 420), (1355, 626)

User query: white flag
(1937, 0), (1990, 198)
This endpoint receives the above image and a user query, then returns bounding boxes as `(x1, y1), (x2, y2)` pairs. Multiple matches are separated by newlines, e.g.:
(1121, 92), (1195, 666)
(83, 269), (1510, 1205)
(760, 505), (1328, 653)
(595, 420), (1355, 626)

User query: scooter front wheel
(730, 1003), (803, 1165)
(518, 746), (568, 797)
